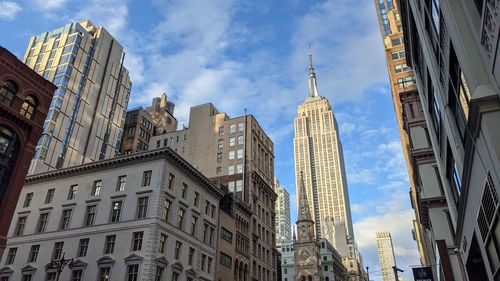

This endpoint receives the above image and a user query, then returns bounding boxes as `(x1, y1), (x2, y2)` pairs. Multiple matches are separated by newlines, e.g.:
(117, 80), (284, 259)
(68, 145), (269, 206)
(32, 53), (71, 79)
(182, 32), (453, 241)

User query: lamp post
(47, 253), (73, 281)
(392, 266), (404, 281)
(366, 266), (369, 281)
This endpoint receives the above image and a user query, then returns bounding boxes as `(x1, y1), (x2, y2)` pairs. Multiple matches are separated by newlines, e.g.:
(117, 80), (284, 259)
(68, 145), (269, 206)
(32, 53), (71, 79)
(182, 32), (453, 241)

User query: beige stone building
(23, 20), (131, 174)
(373, 0), (435, 268)
(150, 103), (277, 281)
(120, 94), (177, 155)
(376, 231), (398, 281)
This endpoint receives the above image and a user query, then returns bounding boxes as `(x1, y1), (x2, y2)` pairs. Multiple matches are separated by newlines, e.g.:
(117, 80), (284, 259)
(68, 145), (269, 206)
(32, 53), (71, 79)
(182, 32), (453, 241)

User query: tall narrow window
(159, 233), (167, 253)
(110, 201), (122, 223)
(126, 264), (139, 281)
(36, 212), (49, 233)
(84, 205), (97, 226)
(23, 192), (33, 207)
(163, 199), (171, 221)
(177, 209), (185, 229)
(117, 175), (126, 191)
(136, 197), (149, 219)
(191, 216), (198, 236)
(181, 183), (188, 198)
(68, 184), (77, 200)
(142, 170), (152, 187)
(194, 192), (199, 207)
(28, 244), (40, 262)
(45, 188), (55, 204)
(60, 209), (73, 230)
(104, 235), (116, 254)
(174, 241), (182, 259)
(97, 267), (110, 281)
(20, 95), (37, 119)
(52, 242), (64, 260)
(188, 247), (195, 265)
(91, 180), (101, 196)
(5, 248), (16, 265)
(155, 266), (164, 281)
(15, 216), (27, 236)
(168, 173), (175, 189)
(77, 238), (89, 257)
(132, 232), (143, 251)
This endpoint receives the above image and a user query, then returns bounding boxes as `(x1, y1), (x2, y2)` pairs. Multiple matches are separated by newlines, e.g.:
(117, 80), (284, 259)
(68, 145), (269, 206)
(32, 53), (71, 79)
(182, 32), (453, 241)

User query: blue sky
(0, 0), (420, 279)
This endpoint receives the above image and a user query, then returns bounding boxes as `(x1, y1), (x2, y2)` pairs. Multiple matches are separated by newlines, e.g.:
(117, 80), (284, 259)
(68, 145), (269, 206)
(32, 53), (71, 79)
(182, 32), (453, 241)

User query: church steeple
(308, 47), (319, 98)
(296, 172), (315, 241)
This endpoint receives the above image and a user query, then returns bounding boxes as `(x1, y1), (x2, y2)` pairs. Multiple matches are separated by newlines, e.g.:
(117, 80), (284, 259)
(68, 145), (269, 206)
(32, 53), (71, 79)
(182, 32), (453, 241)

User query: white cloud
(32, 0), (66, 11)
(74, 0), (129, 37)
(0, 1), (21, 20)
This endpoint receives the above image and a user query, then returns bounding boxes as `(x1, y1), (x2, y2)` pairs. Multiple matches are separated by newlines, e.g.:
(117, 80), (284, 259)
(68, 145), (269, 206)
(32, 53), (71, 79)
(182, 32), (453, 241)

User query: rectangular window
(229, 151), (235, 160)
(23, 192), (33, 207)
(391, 38), (401, 46)
(219, 126), (224, 135)
(188, 247), (195, 265)
(238, 122), (245, 131)
(117, 175), (126, 191)
(15, 216), (27, 236)
(142, 170), (152, 187)
(178, 209), (185, 229)
(91, 180), (101, 196)
(228, 181), (235, 192)
(181, 183), (188, 198)
(97, 267), (109, 281)
(172, 272), (179, 281)
(168, 173), (175, 189)
(155, 266), (164, 281)
(28, 245), (40, 262)
(22, 275), (33, 281)
(238, 135), (244, 145)
(60, 209), (72, 230)
(36, 212), (49, 233)
(104, 235), (116, 254)
(201, 254), (207, 271)
(219, 252), (233, 268)
(126, 264), (139, 281)
(77, 238), (89, 257)
(221, 227), (233, 243)
(218, 139), (223, 149)
(230, 124), (237, 133)
(159, 233), (167, 253)
(207, 256), (213, 273)
(5, 248), (16, 265)
(174, 241), (182, 259)
(45, 272), (56, 281)
(237, 163), (243, 174)
(110, 201), (122, 223)
(237, 149), (243, 159)
(194, 192), (199, 207)
(132, 231), (143, 251)
(229, 137), (236, 147)
(163, 199), (171, 221)
(52, 241), (64, 260)
(228, 165), (235, 175)
(45, 188), (55, 204)
(191, 216), (198, 236)
(236, 180), (243, 192)
(137, 197), (149, 219)
(205, 200), (210, 215)
(217, 153), (222, 163)
(84, 205), (97, 226)
(68, 184), (77, 200)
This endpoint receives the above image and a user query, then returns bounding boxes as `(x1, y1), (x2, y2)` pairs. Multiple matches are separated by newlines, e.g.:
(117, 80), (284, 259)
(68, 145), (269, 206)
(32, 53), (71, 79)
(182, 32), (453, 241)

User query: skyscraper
(293, 51), (366, 280)
(376, 231), (398, 281)
(293, 51), (354, 243)
(373, 0), (435, 267)
(275, 177), (291, 246)
(22, 20), (131, 174)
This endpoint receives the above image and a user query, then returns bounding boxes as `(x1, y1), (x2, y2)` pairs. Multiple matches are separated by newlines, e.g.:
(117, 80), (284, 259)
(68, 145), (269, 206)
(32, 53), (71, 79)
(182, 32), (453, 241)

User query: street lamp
(392, 266), (404, 281)
(47, 253), (73, 281)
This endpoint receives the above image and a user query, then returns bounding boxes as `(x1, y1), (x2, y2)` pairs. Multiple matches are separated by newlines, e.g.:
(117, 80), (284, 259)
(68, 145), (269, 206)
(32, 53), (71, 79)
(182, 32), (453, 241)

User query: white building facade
(376, 231), (397, 281)
(0, 148), (223, 281)
(275, 178), (291, 247)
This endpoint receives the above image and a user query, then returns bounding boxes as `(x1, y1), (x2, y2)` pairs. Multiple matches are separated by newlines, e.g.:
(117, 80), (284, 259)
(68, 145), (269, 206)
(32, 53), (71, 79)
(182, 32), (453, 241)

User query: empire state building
(293, 51), (354, 246)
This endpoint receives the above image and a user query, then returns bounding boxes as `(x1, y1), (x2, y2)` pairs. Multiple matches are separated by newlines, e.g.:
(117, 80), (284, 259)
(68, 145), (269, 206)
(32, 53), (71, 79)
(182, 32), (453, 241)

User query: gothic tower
(294, 172), (322, 281)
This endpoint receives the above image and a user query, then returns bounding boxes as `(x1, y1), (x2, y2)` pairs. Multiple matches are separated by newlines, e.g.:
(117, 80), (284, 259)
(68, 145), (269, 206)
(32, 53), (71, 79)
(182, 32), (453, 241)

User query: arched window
(0, 80), (18, 104)
(20, 95), (37, 119)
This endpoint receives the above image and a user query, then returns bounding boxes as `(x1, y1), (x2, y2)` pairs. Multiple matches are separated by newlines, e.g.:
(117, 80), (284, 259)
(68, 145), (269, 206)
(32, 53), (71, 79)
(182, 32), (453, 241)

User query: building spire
(308, 46), (319, 98)
(297, 171), (313, 222)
